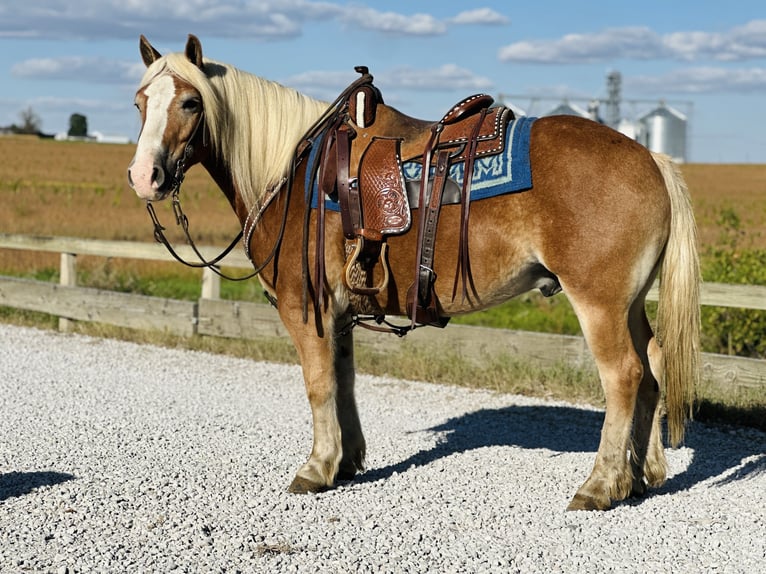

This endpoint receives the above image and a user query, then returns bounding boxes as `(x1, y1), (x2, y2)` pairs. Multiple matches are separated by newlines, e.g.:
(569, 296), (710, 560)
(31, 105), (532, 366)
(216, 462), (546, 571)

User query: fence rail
(1, 233), (765, 389)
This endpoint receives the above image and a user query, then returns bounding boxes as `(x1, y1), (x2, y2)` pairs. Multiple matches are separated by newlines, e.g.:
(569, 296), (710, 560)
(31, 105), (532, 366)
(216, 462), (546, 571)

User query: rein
(146, 194), (253, 281)
(145, 111), (287, 283)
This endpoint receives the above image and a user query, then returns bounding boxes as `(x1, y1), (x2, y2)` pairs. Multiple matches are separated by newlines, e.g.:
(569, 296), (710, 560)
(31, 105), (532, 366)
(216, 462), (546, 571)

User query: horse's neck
(200, 154), (248, 223)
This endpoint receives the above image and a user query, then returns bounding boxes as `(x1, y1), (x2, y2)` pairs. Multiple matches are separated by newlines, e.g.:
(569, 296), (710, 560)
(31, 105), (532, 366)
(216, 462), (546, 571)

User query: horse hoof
(336, 468), (357, 482)
(287, 475), (329, 494)
(631, 479), (648, 498)
(566, 493), (612, 511)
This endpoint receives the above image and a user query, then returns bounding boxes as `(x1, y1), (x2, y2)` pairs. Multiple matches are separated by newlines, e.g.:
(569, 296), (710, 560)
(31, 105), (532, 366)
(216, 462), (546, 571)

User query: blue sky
(1, 1), (765, 162)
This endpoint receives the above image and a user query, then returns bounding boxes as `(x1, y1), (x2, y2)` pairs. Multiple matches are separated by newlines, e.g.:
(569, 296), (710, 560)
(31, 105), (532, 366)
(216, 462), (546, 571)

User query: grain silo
(638, 103), (687, 162)
(543, 100), (590, 118)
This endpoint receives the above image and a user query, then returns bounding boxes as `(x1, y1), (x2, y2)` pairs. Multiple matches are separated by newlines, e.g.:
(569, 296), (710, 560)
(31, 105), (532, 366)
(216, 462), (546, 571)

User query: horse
(127, 34), (700, 511)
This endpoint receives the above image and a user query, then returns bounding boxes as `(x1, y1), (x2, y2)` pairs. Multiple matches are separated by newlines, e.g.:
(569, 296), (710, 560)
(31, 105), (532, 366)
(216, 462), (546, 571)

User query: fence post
(59, 252), (77, 332)
(201, 267), (220, 300)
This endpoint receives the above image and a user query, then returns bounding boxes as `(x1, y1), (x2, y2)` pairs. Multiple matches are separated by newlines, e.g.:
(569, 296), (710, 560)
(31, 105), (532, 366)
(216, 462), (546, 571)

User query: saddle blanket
(308, 115), (536, 211)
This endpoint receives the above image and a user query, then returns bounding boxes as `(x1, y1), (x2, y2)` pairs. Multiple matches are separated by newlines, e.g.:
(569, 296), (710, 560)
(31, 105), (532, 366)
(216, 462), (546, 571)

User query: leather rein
(145, 111), (289, 283)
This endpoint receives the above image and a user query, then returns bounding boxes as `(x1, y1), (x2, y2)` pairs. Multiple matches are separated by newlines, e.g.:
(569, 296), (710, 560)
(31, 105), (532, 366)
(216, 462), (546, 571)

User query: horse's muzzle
(127, 158), (172, 201)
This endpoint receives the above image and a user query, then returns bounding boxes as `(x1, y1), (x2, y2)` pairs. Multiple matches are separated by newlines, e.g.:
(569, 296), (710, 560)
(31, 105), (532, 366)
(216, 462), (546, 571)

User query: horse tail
(651, 152), (701, 447)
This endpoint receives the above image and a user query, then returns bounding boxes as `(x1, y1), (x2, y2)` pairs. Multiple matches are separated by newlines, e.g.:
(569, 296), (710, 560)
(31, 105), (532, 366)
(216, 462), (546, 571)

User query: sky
(1, 1), (765, 163)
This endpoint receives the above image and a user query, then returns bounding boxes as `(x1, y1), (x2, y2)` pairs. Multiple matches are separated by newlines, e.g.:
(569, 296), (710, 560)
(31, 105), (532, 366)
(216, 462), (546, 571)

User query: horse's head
(128, 35), (207, 201)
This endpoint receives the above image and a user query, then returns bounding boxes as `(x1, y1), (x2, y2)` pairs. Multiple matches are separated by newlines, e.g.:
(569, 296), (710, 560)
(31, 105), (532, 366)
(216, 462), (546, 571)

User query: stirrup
(343, 238), (389, 296)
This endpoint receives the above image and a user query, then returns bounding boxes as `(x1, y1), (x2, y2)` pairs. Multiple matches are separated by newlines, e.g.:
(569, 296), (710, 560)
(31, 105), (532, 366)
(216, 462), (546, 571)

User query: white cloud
(0, 1), (338, 40)
(281, 70), (359, 90)
(279, 69), (361, 100)
(448, 8), (510, 26)
(628, 66), (766, 94)
(498, 20), (766, 64)
(281, 65), (493, 95)
(0, 2), (510, 43)
(12, 57), (142, 84)
(0, 1), (452, 41)
(499, 27), (663, 64)
(31, 95), (133, 113)
(378, 64), (494, 91)
(341, 7), (446, 36)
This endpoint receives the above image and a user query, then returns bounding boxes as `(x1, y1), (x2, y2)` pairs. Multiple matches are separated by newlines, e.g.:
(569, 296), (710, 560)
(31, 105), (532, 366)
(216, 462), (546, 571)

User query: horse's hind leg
(281, 308), (365, 493)
(628, 301), (667, 496)
(566, 297), (643, 511)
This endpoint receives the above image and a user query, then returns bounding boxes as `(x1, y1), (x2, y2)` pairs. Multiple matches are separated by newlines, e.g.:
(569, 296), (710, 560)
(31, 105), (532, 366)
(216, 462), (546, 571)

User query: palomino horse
(128, 35), (700, 511)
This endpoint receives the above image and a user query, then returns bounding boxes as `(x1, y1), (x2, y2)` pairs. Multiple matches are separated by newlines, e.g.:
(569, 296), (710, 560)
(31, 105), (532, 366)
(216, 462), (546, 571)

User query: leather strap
(409, 124), (440, 325)
(453, 107), (489, 304)
(335, 123), (359, 240)
(314, 153), (327, 315)
(418, 149), (451, 305)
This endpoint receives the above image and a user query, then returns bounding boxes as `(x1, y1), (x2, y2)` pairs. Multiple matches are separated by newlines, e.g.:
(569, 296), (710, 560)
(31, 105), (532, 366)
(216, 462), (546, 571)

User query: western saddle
(300, 67), (514, 334)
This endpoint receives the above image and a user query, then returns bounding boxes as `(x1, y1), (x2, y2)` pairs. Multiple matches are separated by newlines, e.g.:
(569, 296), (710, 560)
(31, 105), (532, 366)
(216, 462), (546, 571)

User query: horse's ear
(185, 34), (204, 70)
(139, 35), (162, 67)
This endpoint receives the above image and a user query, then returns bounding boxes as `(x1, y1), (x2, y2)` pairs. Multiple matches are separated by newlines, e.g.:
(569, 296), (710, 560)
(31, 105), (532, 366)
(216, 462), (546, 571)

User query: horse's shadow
(0, 471), (76, 501)
(357, 404), (765, 494)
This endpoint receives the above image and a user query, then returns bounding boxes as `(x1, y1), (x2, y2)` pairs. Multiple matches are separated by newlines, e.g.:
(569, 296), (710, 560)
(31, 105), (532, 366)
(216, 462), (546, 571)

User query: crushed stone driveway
(1, 323), (764, 573)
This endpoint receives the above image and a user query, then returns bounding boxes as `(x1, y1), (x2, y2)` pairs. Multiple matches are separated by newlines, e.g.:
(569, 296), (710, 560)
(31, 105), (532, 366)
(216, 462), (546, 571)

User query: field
(0, 136), (239, 271)
(2, 134), (765, 248)
(1, 134), (765, 252)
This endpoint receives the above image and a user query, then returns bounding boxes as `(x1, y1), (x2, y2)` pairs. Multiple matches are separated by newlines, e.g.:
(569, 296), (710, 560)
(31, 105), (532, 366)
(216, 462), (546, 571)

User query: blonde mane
(139, 52), (328, 210)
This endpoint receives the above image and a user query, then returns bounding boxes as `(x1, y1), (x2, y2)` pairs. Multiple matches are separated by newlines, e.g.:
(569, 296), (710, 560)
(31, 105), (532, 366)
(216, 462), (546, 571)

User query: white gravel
(0, 323), (764, 573)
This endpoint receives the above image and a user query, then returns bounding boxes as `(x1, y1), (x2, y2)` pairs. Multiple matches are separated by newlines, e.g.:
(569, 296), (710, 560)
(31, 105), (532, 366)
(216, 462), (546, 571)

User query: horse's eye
(182, 98), (202, 113)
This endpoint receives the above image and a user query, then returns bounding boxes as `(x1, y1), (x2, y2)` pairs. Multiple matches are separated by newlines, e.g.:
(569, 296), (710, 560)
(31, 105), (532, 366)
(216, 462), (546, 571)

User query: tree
(16, 107), (42, 134)
(68, 113), (88, 137)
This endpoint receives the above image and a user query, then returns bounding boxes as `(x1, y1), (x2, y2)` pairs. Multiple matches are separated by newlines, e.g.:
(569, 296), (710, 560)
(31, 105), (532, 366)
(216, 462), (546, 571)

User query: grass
(452, 291), (582, 335)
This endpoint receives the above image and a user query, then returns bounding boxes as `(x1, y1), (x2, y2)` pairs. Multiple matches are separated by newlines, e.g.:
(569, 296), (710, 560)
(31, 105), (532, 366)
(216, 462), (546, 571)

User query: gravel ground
(0, 323), (764, 573)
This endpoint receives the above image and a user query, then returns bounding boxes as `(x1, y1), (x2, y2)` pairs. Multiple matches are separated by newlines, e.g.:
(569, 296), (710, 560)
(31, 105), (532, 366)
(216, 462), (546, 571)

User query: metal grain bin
(544, 100), (590, 118)
(639, 103), (687, 162)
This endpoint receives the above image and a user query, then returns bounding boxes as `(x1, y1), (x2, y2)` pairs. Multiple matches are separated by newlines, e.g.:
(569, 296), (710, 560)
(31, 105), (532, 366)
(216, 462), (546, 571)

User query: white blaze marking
(131, 75), (176, 196)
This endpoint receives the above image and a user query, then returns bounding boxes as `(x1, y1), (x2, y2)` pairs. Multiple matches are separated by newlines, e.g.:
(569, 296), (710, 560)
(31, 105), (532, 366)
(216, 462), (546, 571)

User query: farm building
(499, 71), (689, 163)
(635, 103), (687, 163)
(54, 131), (131, 144)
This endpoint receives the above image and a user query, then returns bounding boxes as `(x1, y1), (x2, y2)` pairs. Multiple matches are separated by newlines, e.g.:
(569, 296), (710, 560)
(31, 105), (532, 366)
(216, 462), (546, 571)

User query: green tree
(68, 113), (88, 137)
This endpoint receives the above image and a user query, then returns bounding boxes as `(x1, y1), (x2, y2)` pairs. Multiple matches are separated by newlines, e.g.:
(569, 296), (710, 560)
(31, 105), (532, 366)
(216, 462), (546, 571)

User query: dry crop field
(0, 136), (241, 278)
(1, 134), (765, 275)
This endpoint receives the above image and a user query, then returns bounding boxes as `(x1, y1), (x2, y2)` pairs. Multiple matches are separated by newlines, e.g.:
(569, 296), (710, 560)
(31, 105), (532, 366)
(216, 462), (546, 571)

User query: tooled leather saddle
(301, 67), (514, 333)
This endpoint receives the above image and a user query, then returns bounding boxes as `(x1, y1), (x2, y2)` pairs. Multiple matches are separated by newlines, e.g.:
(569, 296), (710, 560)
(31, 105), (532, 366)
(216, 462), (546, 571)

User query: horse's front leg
(333, 312), (366, 481)
(281, 305), (365, 493)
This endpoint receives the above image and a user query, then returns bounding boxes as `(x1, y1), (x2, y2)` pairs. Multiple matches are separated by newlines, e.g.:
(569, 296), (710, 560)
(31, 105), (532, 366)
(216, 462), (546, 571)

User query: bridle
(145, 109), (289, 283)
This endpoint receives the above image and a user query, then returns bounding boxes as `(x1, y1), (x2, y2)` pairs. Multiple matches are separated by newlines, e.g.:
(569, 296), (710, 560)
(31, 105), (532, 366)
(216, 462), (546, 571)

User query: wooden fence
(1, 233), (765, 390)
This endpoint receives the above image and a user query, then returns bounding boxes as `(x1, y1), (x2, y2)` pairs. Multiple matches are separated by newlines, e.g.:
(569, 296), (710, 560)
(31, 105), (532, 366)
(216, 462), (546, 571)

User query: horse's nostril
(151, 166), (165, 188)
(127, 169), (134, 188)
